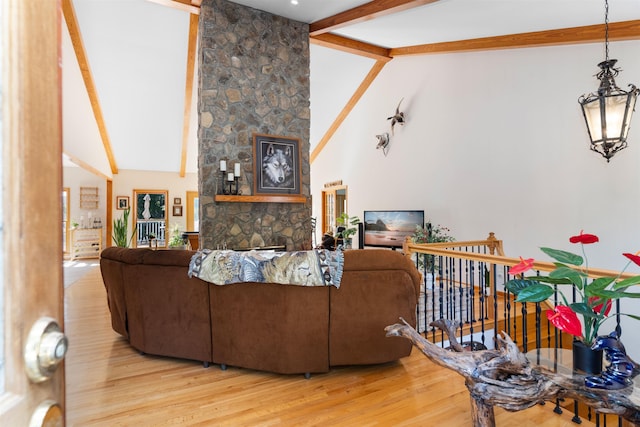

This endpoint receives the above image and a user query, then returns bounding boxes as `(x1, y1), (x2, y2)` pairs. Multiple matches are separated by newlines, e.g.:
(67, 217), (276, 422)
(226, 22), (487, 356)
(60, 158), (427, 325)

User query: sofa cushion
(124, 263), (212, 363)
(101, 246), (195, 267)
(329, 250), (419, 366)
(209, 282), (330, 374)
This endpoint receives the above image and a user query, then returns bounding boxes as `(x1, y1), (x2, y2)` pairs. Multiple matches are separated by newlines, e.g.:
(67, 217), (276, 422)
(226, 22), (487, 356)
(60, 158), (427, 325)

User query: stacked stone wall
(198, 0), (311, 250)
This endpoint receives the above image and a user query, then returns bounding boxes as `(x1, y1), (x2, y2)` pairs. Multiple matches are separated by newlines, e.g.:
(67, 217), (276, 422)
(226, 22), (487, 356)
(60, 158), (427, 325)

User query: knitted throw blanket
(188, 249), (344, 288)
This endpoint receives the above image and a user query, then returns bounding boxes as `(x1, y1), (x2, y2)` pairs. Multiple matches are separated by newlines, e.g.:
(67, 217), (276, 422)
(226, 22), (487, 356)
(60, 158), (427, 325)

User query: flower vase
(573, 340), (603, 374)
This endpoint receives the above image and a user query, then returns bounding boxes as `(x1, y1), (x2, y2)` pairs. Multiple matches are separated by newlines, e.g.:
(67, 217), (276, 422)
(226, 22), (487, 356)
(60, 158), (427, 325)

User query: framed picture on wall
(174, 197), (181, 205)
(116, 196), (129, 210)
(173, 205), (183, 216)
(253, 133), (301, 196)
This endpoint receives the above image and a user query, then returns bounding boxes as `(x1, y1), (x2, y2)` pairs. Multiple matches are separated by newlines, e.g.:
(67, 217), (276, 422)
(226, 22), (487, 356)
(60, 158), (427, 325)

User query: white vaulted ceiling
(62, 0), (640, 179)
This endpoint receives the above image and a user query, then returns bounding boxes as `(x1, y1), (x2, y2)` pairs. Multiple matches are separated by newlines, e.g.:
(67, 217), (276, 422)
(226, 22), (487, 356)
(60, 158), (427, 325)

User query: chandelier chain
(604, 0), (610, 62)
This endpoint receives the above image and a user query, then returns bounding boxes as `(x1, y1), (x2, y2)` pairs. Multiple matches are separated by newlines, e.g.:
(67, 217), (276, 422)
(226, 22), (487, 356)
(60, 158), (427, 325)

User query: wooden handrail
(403, 232), (639, 281)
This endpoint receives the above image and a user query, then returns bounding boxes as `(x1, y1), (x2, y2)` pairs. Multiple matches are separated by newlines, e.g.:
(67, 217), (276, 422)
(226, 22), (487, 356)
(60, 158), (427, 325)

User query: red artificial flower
(569, 231), (599, 244)
(509, 257), (535, 275)
(546, 305), (583, 338)
(588, 296), (612, 316)
(623, 252), (640, 268)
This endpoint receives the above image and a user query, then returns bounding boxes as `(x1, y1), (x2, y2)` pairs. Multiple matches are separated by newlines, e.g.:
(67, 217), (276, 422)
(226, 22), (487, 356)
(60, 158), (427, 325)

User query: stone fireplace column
(197, 0), (312, 251)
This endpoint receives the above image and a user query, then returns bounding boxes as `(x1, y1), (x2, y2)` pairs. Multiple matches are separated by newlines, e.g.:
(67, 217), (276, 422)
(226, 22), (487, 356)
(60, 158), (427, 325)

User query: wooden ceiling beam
(63, 151), (111, 181)
(310, 33), (391, 62)
(146, 0), (200, 15)
(180, 13), (199, 178)
(391, 20), (640, 56)
(62, 0), (119, 175)
(310, 0), (439, 36)
(310, 60), (388, 163)
(309, 19), (640, 162)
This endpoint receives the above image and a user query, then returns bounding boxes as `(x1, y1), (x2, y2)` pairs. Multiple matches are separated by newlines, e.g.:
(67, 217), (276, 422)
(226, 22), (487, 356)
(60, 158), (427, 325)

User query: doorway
(321, 184), (348, 236)
(132, 190), (168, 248)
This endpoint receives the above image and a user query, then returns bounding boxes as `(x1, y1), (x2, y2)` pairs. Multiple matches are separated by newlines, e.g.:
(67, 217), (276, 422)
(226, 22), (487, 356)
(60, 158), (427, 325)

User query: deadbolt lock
(24, 317), (69, 383)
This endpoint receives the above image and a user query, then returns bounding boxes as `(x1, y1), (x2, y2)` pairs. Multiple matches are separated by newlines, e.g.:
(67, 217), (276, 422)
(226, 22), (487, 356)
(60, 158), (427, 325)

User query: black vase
(573, 340), (603, 374)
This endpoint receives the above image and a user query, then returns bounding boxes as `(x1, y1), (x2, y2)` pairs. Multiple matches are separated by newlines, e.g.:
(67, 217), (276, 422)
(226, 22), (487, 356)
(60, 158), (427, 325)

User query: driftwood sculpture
(385, 318), (640, 427)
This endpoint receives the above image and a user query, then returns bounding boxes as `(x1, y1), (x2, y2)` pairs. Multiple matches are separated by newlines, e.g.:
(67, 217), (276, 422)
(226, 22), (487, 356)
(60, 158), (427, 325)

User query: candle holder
(227, 179), (234, 195)
(234, 177), (241, 195)
(219, 170), (227, 195)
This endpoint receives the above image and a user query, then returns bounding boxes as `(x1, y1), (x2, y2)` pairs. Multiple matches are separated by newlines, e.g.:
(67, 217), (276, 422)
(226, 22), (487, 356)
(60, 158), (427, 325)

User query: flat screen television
(363, 210), (424, 249)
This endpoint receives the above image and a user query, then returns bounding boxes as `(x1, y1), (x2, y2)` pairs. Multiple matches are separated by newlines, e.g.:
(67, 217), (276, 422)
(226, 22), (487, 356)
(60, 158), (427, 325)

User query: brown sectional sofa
(100, 247), (421, 376)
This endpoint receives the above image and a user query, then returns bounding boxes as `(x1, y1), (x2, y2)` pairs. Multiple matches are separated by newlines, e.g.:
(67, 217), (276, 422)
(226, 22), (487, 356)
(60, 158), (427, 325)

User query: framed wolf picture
(253, 133), (301, 195)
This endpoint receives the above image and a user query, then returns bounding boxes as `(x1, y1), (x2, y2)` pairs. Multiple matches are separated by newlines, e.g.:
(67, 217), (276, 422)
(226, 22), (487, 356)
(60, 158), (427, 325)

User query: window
(133, 190), (168, 247)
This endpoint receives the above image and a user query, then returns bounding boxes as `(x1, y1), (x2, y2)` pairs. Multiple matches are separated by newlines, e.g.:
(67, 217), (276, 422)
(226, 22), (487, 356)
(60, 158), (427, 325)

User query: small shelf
(214, 194), (307, 204)
(71, 228), (102, 260)
(80, 186), (99, 209)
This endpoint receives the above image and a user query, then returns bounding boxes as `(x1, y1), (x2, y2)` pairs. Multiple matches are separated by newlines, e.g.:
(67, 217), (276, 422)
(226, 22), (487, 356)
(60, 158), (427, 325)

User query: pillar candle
(234, 163), (241, 176)
(220, 160), (227, 172)
(228, 172), (234, 182)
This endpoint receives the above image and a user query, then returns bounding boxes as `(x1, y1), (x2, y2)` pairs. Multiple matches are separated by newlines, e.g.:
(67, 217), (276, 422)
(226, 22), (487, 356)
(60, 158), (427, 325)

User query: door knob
(24, 317), (69, 383)
(29, 400), (63, 427)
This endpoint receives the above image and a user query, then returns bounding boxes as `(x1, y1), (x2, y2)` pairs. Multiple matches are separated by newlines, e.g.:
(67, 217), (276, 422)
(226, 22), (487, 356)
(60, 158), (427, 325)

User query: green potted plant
(168, 224), (188, 249)
(505, 231), (640, 374)
(336, 212), (360, 249)
(112, 208), (135, 248)
(411, 221), (455, 275)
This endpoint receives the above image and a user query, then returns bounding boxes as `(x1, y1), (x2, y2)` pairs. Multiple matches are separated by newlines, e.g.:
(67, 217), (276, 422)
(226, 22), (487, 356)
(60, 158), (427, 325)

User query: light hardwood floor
(64, 267), (594, 426)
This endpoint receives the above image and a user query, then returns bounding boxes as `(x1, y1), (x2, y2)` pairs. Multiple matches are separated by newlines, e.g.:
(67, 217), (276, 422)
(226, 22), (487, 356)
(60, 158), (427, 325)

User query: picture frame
(116, 196), (129, 210)
(174, 197), (181, 205)
(173, 205), (183, 216)
(253, 133), (301, 195)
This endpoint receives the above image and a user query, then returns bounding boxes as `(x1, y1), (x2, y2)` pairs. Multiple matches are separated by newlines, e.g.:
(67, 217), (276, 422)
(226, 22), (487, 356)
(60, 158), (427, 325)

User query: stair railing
(403, 232), (636, 424)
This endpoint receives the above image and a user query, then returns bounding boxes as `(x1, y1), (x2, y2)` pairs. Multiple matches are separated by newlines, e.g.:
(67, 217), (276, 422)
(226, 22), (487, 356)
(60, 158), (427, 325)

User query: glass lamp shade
(579, 60), (640, 162)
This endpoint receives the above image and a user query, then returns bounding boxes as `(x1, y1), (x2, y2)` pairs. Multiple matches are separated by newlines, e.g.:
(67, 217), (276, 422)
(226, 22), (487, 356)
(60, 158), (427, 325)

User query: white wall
(64, 166), (108, 244)
(64, 168), (198, 247)
(111, 169), (198, 246)
(311, 40), (640, 357)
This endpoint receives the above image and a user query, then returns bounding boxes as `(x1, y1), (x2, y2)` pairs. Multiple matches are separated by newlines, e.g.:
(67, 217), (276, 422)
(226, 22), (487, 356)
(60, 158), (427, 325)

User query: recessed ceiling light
(291, 0), (298, 5)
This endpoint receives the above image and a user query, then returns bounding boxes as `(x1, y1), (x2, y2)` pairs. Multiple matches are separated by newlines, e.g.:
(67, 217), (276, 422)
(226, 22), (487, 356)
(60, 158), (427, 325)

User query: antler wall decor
(375, 133), (390, 156)
(387, 98), (405, 135)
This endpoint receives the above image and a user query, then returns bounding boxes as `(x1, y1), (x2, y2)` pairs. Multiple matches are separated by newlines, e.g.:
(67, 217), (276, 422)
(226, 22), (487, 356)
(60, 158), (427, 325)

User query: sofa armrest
(100, 256), (128, 337)
(342, 249), (421, 298)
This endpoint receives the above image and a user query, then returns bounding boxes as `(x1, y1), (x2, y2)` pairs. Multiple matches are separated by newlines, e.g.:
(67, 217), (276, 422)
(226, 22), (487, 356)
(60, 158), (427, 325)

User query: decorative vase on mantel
(573, 340), (603, 374)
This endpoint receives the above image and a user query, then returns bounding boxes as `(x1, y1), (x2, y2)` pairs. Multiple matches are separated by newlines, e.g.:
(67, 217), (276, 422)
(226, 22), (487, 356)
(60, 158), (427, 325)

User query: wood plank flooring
(64, 267), (594, 426)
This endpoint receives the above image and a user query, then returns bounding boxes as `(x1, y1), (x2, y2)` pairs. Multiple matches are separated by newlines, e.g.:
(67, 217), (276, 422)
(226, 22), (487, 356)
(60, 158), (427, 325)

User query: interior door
(186, 191), (199, 232)
(0, 1), (66, 425)
(321, 184), (347, 235)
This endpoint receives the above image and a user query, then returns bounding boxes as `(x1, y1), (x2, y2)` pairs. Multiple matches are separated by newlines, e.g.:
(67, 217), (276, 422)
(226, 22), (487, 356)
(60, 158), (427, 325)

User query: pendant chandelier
(578, 0), (639, 162)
